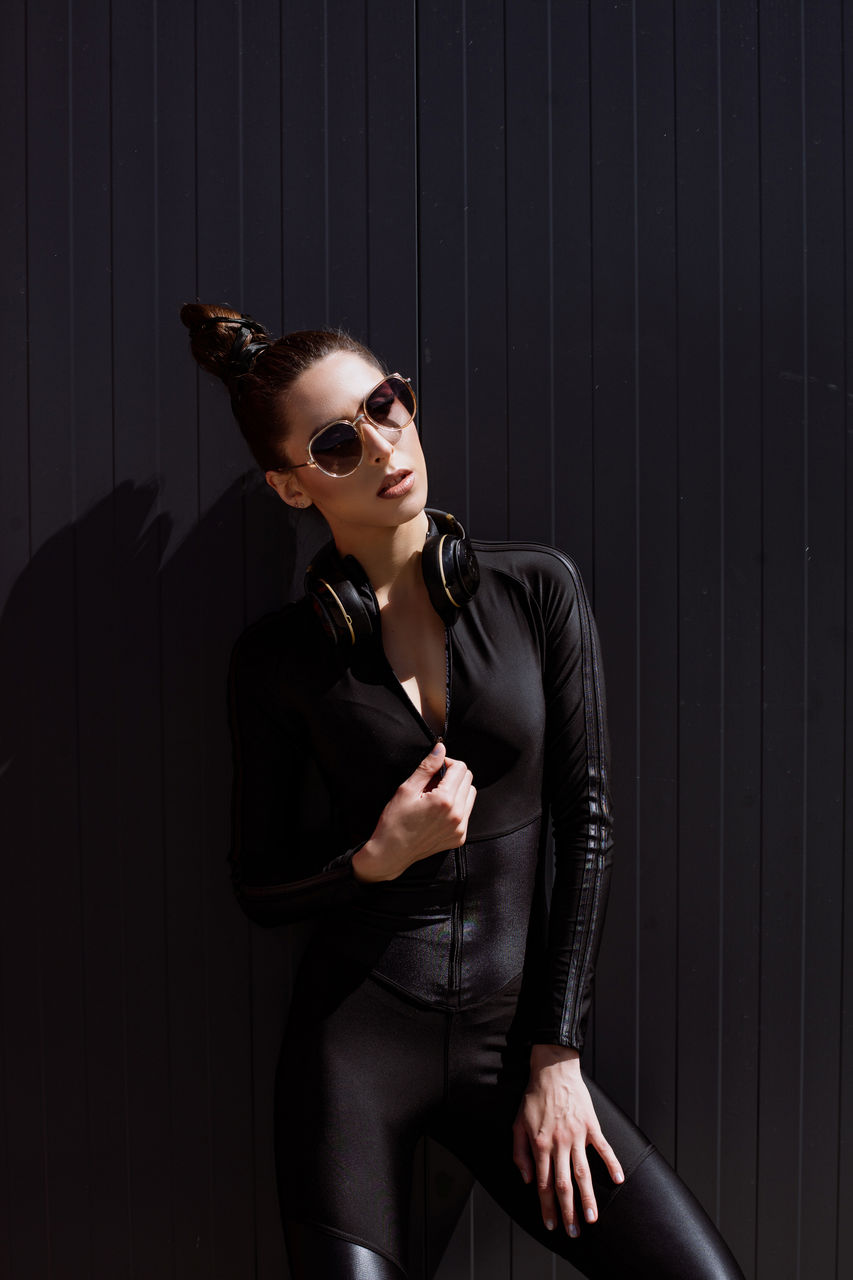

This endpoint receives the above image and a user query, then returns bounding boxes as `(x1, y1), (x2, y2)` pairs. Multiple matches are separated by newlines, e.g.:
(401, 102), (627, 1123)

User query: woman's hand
(512, 1045), (624, 1238)
(352, 742), (476, 882)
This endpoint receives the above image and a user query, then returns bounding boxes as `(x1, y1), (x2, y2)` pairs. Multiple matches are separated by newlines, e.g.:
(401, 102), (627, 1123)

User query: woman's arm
(229, 625), (476, 924)
(228, 627), (363, 924)
(513, 1043), (623, 1237)
(511, 550), (622, 1234)
(531, 551), (614, 1050)
(352, 744), (476, 881)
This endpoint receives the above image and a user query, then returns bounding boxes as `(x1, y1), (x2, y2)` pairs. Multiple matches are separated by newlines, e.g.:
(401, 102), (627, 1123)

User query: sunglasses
(279, 373), (417, 478)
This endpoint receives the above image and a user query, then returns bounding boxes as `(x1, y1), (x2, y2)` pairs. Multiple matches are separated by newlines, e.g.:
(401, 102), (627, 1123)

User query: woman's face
(266, 350), (429, 538)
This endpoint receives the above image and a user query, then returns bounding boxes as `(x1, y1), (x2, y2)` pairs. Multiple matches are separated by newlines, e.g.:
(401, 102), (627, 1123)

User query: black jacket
(227, 539), (613, 1051)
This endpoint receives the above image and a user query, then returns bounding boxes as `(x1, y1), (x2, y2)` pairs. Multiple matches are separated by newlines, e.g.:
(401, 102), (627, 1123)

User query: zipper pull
(429, 736), (447, 785)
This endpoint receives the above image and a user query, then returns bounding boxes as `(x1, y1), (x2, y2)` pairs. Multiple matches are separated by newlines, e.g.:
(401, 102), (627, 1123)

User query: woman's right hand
(352, 742), (476, 882)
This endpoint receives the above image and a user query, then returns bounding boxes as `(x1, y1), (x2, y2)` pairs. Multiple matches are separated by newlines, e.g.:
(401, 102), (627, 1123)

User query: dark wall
(1, 2), (850, 1277)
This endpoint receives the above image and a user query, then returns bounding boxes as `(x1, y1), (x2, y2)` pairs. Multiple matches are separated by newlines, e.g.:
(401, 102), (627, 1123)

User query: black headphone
(304, 509), (480, 647)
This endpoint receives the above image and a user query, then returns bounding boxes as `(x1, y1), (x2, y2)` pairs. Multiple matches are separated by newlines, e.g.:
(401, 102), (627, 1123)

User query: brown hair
(180, 302), (382, 469)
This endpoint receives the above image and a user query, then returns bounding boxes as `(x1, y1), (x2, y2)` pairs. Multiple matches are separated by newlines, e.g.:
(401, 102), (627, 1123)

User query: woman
(181, 303), (744, 1280)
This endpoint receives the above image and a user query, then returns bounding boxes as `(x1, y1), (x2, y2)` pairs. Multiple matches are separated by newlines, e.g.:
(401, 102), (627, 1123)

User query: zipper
(378, 625), (452, 747)
(446, 628), (464, 996)
(439, 630), (462, 996)
(448, 842), (467, 997)
(376, 622), (464, 995)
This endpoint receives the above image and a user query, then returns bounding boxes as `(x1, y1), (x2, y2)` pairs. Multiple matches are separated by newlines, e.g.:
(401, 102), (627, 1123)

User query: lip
(377, 469), (415, 498)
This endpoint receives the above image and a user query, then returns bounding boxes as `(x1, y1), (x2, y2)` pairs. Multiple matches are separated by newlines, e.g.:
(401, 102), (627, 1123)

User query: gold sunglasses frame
(276, 373), (417, 479)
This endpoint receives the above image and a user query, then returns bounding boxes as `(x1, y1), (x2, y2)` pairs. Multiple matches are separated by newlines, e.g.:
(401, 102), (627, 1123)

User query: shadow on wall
(0, 474), (472, 1278)
(0, 474), (313, 1273)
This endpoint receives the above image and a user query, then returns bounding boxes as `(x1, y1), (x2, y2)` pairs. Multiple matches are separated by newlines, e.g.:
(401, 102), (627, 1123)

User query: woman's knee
(598, 1147), (746, 1279)
(284, 1221), (407, 1280)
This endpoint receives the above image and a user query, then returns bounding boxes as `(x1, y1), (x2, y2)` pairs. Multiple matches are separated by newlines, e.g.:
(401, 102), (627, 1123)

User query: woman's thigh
(275, 976), (447, 1273)
(275, 972), (745, 1279)
(444, 1099), (744, 1277)
(431, 994), (744, 1279)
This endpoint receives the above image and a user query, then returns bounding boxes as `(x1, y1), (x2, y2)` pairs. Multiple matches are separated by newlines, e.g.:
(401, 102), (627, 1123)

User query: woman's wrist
(529, 1043), (581, 1072)
(352, 839), (400, 883)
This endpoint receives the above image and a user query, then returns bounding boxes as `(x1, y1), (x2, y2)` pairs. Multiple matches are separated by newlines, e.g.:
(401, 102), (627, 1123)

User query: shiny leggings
(276, 973), (744, 1279)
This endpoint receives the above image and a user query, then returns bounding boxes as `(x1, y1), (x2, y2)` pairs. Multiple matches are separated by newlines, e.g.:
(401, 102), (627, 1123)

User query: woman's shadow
(0, 473), (476, 1279)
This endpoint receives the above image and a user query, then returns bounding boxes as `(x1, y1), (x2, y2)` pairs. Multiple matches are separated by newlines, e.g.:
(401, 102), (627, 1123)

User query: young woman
(181, 303), (745, 1280)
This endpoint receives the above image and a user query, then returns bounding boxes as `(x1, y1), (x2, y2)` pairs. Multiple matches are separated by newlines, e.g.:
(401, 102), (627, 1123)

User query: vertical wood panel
(756, 4), (807, 1274)
(281, 0), (330, 329)
(551, 0), (594, 571)
(176, 8), (246, 1275)
(365, 0), (419, 372)
(244, 0), (285, 332)
(73, 4), (126, 1275)
(3, 3), (852, 1277)
(195, 13), (260, 1277)
(634, 0), (679, 1162)
(326, 0), (370, 332)
(0, 4), (28, 1277)
(240, 16), (293, 1266)
(1, 0), (37, 1274)
(417, 0), (470, 520)
(154, 0), (208, 1271)
(504, 0), (553, 544)
(23, 6), (90, 1280)
(112, 5), (179, 1275)
(587, 0), (639, 1119)
(840, 9), (853, 1276)
(674, 0), (724, 1218)
(799, 5), (846, 1277)
(0, 0), (29, 605)
(718, 1), (762, 1267)
(462, 0), (508, 542)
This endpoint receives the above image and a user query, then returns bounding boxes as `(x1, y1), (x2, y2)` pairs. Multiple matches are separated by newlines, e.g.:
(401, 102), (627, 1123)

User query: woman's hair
(180, 302), (382, 469)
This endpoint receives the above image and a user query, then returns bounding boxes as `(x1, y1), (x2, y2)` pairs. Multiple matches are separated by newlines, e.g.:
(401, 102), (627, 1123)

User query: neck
(333, 510), (430, 605)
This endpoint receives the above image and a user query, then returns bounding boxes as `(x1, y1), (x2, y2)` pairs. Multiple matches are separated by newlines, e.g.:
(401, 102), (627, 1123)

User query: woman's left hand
(512, 1044), (624, 1238)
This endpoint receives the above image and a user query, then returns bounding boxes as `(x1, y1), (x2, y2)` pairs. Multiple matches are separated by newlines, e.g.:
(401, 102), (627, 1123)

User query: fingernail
(545, 1218), (555, 1232)
(430, 740), (443, 754)
(585, 1207), (596, 1223)
(615, 1170), (625, 1184)
(520, 1169), (531, 1184)
(569, 1223), (580, 1238)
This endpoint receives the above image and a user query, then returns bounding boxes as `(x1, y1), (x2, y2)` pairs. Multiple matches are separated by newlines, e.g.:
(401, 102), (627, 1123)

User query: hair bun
(180, 302), (272, 383)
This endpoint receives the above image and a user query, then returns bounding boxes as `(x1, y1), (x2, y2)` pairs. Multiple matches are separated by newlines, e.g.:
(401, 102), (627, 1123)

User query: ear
(265, 469), (313, 510)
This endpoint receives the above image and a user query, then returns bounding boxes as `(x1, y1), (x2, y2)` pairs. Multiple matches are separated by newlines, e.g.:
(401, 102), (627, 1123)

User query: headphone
(304, 509), (480, 647)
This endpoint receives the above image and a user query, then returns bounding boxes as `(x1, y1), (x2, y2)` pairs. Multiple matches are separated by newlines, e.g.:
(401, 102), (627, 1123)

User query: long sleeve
(527, 551), (614, 1052)
(227, 617), (367, 927)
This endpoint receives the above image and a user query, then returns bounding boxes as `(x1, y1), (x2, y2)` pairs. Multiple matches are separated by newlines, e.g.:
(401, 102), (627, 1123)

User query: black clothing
(229, 541), (612, 1051)
(277, 973), (744, 1279)
(284, 1224), (406, 1279)
(228, 538), (745, 1278)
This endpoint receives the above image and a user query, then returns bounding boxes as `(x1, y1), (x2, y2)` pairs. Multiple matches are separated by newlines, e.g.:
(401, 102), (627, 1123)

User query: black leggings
(276, 972), (744, 1279)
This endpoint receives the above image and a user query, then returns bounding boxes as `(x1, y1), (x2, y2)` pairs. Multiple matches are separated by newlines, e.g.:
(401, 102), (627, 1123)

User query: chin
(395, 477), (429, 522)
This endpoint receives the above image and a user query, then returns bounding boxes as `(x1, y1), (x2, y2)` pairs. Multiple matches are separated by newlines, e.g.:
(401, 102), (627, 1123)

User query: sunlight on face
(267, 351), (429, 539)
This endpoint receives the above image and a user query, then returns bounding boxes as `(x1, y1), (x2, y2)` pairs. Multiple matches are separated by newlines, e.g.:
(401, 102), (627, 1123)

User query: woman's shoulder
(469, 539), (600, 662)
(229, 598), (316, 682)
(470, 537), (588, 604)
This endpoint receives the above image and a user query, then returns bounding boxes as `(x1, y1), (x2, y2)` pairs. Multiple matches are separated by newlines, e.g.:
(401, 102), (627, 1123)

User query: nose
(359, 418), (395, 465)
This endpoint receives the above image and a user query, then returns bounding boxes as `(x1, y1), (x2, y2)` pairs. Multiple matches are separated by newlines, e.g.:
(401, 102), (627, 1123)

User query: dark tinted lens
(365, 377), (415, 428)
(310, 421), (362, 475)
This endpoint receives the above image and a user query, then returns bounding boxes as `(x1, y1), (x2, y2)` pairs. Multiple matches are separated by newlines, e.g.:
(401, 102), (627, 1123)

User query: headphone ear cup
(305, 515), (478, 642)
(444, 528), (480, 604)
(304, 546), (379, 646)
(421, 511), (480, 622)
